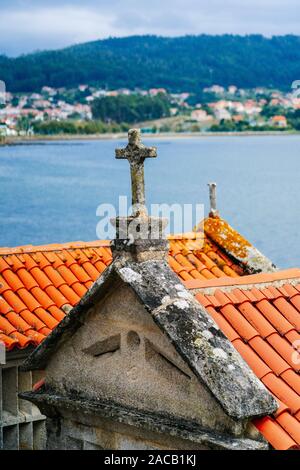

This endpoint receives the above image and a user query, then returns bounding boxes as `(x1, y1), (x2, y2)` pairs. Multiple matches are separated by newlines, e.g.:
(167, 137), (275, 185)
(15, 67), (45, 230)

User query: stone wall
(0, 356), (46, 450)
(45, 413), (211, 450)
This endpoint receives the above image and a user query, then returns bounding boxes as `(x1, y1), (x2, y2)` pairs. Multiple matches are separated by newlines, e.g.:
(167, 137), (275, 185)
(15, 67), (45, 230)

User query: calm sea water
(0, 135), (299, 269)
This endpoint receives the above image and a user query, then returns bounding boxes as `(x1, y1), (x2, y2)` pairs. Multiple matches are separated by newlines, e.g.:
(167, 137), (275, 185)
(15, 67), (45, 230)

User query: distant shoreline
(1, 130), (299, 145)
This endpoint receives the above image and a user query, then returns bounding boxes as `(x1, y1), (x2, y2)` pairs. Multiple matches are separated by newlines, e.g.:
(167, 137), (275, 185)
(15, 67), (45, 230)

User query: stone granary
(20, 129), (278, 450)
(0, 219), (275, 450)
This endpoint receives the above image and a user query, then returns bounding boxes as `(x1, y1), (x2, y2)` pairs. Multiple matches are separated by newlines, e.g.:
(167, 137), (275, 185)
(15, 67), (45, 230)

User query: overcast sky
(0, 0), (299, 56)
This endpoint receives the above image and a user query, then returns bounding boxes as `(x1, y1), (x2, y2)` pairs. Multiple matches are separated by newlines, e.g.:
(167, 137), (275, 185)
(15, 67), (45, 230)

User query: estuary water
(0, 135), (299, 269)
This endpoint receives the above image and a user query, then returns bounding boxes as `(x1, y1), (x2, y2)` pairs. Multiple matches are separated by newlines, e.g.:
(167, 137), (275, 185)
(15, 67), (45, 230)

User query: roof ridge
(184, 268), (300, 291)
(0, 233), (207, 256)
(168, 232), (204, 240)
(0, 240), (111, 255)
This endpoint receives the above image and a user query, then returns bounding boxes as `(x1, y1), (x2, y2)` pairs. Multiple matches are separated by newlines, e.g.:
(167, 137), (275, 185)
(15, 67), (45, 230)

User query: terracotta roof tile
(238, 301), (276, 339)
(0, 332), (18, 350)
(14, 270), (38, 291)
(195, 292), (211, 308)
(274, 399), (291, 418)
(59, 284), (82, 305)
(11, 331), (33, 349)
(262, 374), (300, 415)
(253, 416), (298, 450)
(17, 288), (41, 312)
(20, 309), (49, 334)
(189, 269), (300, 450)
(206, 306), (240, 342)
(2, 289), (28, 314)
(272, 297), (300, 331)
(32, 307), (59, 330)
(281, 370), (300, 395)
(251, 337), (292, 376)
(232, 338), (272, 379)
(280, 284), (299, 299)
(48, 305), (65, 322)
(220, 304), (259, 342)
(255, 299), (295, 336)
(0, 228), (247, 352)
(276, 411), (300, 446)
(285, 329), (300, 345)
(30, 287), (55, 310)
(0, 227), (287, 449)
(44, 285), (70, 310)
(0, 296), (13, 315)
(0, 315), (17, 335)
(214, 289), (233, 306)
(42, 265), (67, 289)
(26, 263), (52, 290)
(205, 294), (221, 308)
(5, 311), (32, 333)
(267, 333), (300, 371)
(2, 270), (24, 291)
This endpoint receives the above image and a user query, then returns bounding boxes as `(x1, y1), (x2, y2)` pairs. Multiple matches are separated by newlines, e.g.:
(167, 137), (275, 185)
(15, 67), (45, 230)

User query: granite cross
(115, 129), (157, 217)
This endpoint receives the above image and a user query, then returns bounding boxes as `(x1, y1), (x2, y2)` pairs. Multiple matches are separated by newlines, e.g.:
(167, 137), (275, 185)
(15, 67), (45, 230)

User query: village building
(228, 86), (237, 95)
(190, 109), (212, 123)
(204, 85), (225, 95)
(214, 108), (232, 121)
(1, 130), (300, 450)
(149, 88), (167, 96)
(232, 115), (244, 123)
(270, 115), (288, 128)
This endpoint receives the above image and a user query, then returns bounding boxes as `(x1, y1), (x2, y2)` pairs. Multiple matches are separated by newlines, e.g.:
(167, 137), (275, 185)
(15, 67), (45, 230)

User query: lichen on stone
(119, 267), (143, 283)
(212, 348), (228, 360)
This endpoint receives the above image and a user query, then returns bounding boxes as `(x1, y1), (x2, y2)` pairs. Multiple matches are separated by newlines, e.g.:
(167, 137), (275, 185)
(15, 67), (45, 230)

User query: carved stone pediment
(45, 283), (238, 435)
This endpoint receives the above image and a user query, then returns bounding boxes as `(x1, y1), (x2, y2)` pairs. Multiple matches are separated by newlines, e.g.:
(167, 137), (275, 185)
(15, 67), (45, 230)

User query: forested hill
(1, 35), (300, 92)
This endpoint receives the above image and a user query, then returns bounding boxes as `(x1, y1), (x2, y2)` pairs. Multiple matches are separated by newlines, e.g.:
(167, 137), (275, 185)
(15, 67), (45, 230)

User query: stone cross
(115, 129), (157, 217)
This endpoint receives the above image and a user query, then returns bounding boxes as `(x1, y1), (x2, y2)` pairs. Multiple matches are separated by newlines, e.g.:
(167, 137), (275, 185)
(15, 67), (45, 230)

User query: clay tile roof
(0, 217), (281, 445)
(186, 268), (300, 450)
(0, 218), (258, 352)
(0, 240), (113, 351)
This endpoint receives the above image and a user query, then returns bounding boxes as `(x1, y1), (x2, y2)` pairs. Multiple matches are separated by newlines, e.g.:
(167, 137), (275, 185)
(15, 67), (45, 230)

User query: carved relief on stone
(83, 334), (121, 359)
(82, 328), (191, 387)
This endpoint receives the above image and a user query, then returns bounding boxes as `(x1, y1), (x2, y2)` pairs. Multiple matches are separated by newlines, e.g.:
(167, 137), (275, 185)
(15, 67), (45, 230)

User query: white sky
(0, 0), (299, 56)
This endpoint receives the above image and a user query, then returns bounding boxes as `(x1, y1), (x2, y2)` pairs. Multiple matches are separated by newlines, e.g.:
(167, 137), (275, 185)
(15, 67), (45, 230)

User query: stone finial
(112, 129), (168, 263)
(128, 128), (142, 146)
(116, 129), (157, 217)
(208, 182), (219, 218)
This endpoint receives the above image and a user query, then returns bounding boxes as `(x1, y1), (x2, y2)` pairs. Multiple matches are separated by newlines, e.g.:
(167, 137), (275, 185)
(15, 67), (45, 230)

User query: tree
(91, 94), (171, 123)
(16, 116), (32, 134)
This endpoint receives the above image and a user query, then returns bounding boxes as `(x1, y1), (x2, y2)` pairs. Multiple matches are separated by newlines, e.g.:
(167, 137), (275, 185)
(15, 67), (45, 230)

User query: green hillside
(1, 34), (300, 92)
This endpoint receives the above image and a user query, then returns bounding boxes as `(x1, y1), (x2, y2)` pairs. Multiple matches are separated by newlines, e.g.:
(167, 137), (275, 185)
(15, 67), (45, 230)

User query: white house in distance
(190, 109), (212, 122)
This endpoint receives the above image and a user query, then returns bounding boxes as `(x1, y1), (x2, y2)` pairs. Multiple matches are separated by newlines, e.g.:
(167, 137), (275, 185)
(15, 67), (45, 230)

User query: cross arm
(115, 146), (157, 160)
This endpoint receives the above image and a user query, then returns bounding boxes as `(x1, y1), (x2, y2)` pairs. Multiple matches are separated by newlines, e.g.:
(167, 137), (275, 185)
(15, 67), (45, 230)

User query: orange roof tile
(187, 269), (300, 450)
(0, 222), (250, 352)
(0, 219), (278, 447)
